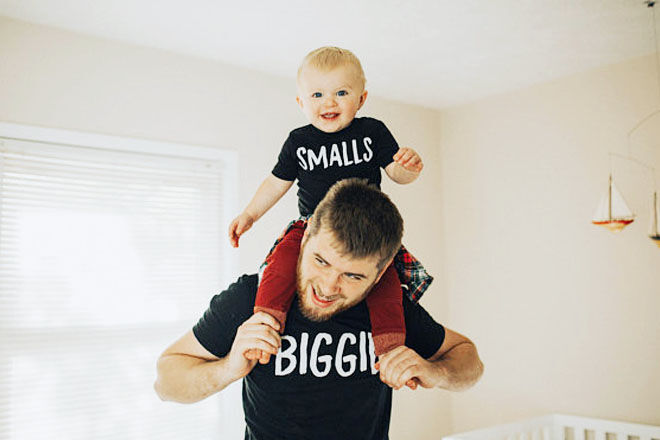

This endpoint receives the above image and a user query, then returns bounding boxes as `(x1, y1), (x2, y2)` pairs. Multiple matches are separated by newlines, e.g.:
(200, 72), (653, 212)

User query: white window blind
(0, 126), (243, 440)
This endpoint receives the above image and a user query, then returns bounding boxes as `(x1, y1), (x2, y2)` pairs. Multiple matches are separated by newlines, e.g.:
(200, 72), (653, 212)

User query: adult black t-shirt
(193, 274), (445, 440)
(271, 117), (400, 217)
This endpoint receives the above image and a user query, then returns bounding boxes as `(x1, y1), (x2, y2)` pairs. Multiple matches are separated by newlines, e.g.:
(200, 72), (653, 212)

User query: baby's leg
(365, 262), (406, 357)
(367, 264), (419, 389)
(245, 221), (306, 362)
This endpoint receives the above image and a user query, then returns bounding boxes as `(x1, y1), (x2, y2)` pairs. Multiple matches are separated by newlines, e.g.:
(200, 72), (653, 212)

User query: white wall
(440, 55), (660, 431)
(0, 16), (448, 439)
(6, 13), (656, 439)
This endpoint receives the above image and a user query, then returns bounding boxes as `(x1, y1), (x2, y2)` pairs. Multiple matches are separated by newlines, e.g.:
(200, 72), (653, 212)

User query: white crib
(443, 414), (660, 440)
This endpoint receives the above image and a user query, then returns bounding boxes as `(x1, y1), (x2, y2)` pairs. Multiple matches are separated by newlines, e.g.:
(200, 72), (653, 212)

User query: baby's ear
(358, 90), (368, 109)
(296, 96), (304, 109)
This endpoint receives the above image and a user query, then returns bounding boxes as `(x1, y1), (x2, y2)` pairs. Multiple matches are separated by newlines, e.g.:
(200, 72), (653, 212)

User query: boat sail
(650, 191), (660, 247)
(592, 175), (635, 232)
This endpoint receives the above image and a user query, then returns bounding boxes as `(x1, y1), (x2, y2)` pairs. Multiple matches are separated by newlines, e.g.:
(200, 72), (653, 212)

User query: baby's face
(296, 65), (367, 133)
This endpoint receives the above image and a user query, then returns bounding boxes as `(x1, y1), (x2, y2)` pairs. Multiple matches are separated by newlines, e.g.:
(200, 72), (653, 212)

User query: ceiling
(0, 0), (657, 110)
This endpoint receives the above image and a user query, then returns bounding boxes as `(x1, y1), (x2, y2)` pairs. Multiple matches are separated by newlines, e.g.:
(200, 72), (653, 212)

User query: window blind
(0, 133), (243, 439)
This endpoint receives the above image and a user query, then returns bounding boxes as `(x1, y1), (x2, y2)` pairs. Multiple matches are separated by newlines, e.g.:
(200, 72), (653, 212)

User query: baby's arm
(384, 147), (424, 184)
(228, 174), (293, 247)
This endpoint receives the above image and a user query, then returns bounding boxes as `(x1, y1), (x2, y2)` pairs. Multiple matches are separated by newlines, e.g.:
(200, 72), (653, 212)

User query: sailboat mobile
(650, 191), (660, 247)
(592, 175), (635, 232)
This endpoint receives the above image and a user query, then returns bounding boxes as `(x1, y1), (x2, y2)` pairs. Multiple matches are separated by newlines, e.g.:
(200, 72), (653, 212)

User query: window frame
(0, 121), (243, 438)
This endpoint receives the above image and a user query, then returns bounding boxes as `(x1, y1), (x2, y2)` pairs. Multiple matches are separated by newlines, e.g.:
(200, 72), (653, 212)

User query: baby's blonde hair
(297, 46), (366, 90)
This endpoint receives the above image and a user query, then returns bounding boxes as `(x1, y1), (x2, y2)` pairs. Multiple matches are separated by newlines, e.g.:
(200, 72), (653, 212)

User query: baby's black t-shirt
(271, 117), (400, 216)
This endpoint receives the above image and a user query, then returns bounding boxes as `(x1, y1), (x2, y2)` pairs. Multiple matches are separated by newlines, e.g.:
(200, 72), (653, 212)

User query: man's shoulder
(207, 273), (259, 313)
(402, 296), (446, 359)
(192, 274), (258, 358)
(223, 273), (258, 299)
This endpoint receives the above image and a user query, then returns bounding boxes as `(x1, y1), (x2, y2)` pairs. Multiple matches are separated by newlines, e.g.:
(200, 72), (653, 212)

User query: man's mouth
(321, 113), (339, 120)
(311, 286), (339, 308)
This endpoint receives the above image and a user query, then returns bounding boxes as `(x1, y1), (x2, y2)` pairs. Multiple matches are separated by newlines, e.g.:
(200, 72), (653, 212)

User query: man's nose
(320, 271), (341, 295)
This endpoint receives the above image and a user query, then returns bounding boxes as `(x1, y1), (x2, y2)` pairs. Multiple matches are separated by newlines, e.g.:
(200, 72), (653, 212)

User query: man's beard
(295, 252), (375, 322)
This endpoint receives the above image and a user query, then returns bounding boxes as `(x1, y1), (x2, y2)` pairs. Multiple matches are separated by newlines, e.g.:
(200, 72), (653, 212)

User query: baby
(228, 46), (432, 369)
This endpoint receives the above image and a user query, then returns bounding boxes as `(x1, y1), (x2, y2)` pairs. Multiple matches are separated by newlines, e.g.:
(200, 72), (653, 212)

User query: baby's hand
(393, 147), (423, 173)
(244, 348), (272, 364)
(228, 212), (255, 248)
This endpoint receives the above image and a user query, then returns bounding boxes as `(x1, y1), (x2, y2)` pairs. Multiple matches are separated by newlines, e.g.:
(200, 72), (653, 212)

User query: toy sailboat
(592, 175), (635, 232)
(650, 191), (660, 247)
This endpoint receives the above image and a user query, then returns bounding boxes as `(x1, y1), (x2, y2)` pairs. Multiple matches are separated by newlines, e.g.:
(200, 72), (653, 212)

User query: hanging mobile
(592, 174), (635, 232)
(592, 1), (659, 246)
(650, 191), (660, 246)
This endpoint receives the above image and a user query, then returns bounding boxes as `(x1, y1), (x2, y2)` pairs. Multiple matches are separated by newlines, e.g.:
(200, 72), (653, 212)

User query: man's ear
(300, 227), (310, 249)
(373, 257), (393, 284)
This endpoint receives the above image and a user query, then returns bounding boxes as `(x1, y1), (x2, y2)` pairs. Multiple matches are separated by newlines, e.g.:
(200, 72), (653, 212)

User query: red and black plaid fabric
(392, 244), (433, 303)
(260, 217), (433, 304)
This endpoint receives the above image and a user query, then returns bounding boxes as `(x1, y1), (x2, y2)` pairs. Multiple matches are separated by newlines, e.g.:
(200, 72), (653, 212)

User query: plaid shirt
(261, 217), (433, 304)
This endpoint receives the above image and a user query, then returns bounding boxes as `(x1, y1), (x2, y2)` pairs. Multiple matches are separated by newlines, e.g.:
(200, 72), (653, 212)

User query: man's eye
(346, 274), (362, 281)
(312, 92), (322, 98)
(337, 90), (348, 96)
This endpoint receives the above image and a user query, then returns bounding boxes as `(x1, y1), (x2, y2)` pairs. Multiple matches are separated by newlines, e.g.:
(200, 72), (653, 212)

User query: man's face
(296, 227), (386, 322)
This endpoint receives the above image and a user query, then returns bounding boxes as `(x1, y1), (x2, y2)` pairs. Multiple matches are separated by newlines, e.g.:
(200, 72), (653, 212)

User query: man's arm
(376, 327), (484, 391)
(154, 312), (282, 403)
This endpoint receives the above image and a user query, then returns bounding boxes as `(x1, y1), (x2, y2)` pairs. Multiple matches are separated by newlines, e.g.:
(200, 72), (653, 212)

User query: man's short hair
(308, 178), (403, 270)
(297, 46), (366, 91)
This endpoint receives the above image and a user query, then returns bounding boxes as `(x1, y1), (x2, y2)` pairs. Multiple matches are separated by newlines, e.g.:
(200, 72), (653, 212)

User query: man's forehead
(308, 227), (380, 274)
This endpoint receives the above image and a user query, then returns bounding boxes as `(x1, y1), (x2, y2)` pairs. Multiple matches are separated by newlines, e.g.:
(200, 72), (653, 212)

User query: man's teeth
(315, 290), (335, 301)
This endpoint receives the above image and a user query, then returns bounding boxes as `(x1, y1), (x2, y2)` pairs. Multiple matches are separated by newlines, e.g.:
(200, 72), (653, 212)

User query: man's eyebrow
(312, 252), (367, 278)
(344, 271), (367, 279)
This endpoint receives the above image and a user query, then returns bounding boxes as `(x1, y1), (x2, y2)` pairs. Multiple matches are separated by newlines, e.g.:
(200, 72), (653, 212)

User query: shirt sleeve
(192, 274), (258, 358)
(271, 134), (298, 182)
(374, 120), (400, 169)
(403, 297), (445, 359)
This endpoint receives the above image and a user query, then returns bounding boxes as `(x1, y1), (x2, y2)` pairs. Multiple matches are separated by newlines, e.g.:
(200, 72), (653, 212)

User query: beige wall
(4, 13), (657, 439)
(440, 56), (660, 431)
(0, 16), (448, 439)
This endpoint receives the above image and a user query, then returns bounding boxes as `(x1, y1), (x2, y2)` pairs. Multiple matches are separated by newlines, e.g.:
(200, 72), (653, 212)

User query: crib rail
(443, 414), (660, 440)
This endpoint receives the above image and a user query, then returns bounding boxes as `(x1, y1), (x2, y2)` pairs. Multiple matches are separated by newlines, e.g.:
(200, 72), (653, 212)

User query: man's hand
(228, 212), (255, 248)
(375, 346), (442, 390)
(392, 147), (423, 173)
(225, 312), (281, 381)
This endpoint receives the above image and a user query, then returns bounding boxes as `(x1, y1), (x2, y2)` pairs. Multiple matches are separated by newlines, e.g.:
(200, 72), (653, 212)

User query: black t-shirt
(271, 117), (400, 216)
(193, 274), (445, 440)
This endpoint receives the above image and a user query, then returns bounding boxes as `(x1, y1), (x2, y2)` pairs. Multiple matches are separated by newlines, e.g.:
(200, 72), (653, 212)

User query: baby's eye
(336, 90), (348, 97)
(312, 92), (323, 98)
(315, 257), (327, 266)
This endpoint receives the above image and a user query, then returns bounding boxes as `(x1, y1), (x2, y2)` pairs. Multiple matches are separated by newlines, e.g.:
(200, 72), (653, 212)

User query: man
(154, 179), (484, 440)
